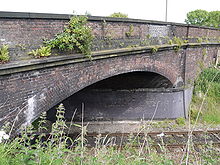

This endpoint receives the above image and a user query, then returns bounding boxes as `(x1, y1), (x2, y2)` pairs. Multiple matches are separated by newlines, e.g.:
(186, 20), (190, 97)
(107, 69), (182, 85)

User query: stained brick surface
(0, 12), (219, 61)
(0, 12), (219, 131)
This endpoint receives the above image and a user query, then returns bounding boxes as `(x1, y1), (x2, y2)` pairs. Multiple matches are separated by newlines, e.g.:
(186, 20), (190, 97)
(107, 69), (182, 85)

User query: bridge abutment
(47, 88), (193, 122)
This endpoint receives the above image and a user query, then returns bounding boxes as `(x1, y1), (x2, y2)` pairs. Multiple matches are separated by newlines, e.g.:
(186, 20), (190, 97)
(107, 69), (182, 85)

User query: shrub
(45, 15), (93, 55)
(191, 67), (220, 124)
(0, 45), (10, 62)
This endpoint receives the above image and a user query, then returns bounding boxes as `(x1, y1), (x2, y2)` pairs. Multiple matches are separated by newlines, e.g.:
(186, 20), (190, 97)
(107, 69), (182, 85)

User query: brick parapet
(0, 11), (219, 61)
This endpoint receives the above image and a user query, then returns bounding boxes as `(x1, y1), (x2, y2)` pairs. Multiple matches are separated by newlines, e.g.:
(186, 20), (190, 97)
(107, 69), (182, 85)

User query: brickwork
(0, 12), (219, 132)
(0, 44), (219, 130)
(0, 11), (220, 61)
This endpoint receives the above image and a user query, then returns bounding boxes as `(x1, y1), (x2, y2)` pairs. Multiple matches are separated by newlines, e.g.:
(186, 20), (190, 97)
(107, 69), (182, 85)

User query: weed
(197, 37), (203, 43)
(202, 48), (207, 56)
(28, 46), (51, 58)
(126, 44), (138, 48)
(191, 67), (220, 124)
(151, 46), (158, 53)
(176, 117), (186, 126)
(167, 37), (184, 52)
(173, 37), (184, 52)
(125, 25), (134, 37)
(0, 102), (220, 164)
(45, 15), (93, 55)
(0, 45), (10, 62)
(146, 34), (151, 39)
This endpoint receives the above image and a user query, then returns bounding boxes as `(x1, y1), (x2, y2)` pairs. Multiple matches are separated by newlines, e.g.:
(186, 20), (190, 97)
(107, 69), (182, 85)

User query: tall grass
(0, 102), (219, 164)
(0, 104), (177, 165)
(191, 67), (220, 124)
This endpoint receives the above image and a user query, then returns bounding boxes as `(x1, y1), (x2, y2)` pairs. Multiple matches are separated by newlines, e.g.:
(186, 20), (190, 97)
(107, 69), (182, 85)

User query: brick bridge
(0, 12), (219, 132)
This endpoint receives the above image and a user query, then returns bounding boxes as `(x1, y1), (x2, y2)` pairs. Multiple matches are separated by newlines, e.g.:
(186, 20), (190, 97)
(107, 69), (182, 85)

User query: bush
(194, 68), (220, 98)
(191, 67), (220, 124)
(45, 15), (93, 55)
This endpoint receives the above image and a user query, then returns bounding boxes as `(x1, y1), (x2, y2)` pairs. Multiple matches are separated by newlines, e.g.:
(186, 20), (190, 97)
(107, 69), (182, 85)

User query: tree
(185, 9), (209, 26)
(109, 12), (128, 18)
(185, 9), (220, 28)
(207, 11), (220, 28)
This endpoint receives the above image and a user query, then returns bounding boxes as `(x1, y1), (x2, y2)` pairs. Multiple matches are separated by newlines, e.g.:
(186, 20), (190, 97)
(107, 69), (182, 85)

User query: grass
(191, 67), (220, 124)
(0, 101), (219, 164)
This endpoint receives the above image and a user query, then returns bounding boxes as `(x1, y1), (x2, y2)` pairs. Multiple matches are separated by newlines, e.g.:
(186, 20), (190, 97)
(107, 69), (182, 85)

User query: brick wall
(0, 43), (219, 130)
(0, 11), (220, 61)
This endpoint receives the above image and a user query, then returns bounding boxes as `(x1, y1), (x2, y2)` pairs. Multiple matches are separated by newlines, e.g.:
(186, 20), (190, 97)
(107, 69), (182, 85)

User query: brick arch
(76, 68), (174, 91)
(3, 52), (181, 131)
(28, 63), (178, 125)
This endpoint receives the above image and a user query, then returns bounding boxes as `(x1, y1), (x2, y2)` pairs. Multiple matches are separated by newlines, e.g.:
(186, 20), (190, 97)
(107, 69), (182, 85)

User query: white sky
(0, 0), (219, 23)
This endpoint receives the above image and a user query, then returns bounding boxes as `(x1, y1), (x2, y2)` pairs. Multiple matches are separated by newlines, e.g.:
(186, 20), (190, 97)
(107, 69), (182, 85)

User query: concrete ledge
(0, 43), (219, 76)
(0, 11), (219, 30)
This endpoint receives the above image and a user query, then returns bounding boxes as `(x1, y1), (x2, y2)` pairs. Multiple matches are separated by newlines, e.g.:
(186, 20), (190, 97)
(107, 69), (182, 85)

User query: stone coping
(0, 11), (219, 30)
(0, 43), (219, 76)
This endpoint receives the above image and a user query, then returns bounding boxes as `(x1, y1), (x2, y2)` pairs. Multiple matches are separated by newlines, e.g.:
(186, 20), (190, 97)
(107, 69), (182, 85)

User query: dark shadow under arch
(47, 71), (173, 122)
(86, 71), (173, 90)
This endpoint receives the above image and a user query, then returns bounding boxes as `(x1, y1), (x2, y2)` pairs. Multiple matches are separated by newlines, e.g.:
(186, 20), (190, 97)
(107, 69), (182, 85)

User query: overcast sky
(1, 0), (219, 23)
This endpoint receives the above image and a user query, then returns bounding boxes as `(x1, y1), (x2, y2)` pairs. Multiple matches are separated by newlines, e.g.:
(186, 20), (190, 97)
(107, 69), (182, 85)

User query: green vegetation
(29, 15), (93, 58)
(1, 103), (219, 164)
(28, 46), (51, 58)
(175, 117), (185, 126)
(125, 25), (134, 37)
(185, 9), (220, 28)
(151, 46), (158, 53)
(168, 37), (185, 52)
(197, 37), (203, 43)
(202, 48), (207, 56)
(191, 67), (220, 124)
(109, 12), (128, 18)
(45, 15), (93, 55)
(0, 45), (10, 63)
